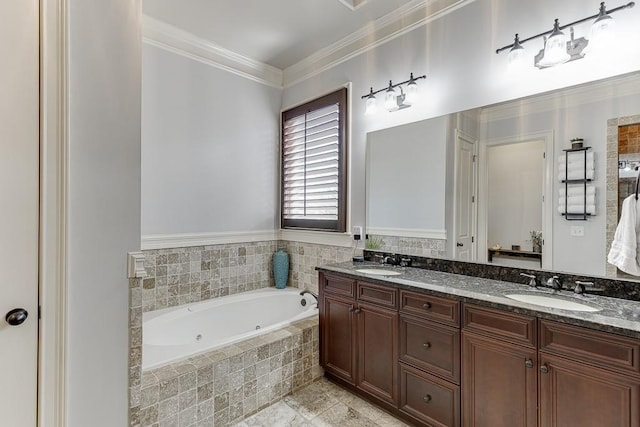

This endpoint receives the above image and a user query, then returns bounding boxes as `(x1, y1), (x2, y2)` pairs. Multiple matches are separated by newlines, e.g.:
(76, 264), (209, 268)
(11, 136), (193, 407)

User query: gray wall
(142, 44), (282, 236)
(67, 0), (141, 425)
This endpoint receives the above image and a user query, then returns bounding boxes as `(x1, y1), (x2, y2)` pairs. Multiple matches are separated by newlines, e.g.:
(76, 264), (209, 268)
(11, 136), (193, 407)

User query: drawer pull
(423, 395), (432, 403)
(423, 342), (432, 349)
(540, 364), (549, 374)
(525, 359), (533, 369)
(423, 302), (431, 310)
(353, 308), (361, 315)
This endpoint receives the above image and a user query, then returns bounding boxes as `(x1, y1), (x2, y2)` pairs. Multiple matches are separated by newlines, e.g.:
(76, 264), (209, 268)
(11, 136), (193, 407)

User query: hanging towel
(608, 194), (640, 276)
(559, 185), (596, 196)
(557, 152), (595, 164)
(557, 204), (597, 215)
(559, 195), (596, 205)
(558, 169), (595, 181)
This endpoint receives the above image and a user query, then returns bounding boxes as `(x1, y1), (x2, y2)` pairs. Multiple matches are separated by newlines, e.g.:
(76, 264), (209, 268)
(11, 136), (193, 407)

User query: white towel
(557, 152), (594, 164)
(558, 169), (595, 181)
(559, 185), (596, 196)
(559, 195), (596, 205)
(608, 194), (640, 275)
(557, 204), (596, 215)
(558, 161), (595, 172)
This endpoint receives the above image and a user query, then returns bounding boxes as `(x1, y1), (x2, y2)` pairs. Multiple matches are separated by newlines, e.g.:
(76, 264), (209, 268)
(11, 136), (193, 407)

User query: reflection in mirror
(367, 72), (640, 279)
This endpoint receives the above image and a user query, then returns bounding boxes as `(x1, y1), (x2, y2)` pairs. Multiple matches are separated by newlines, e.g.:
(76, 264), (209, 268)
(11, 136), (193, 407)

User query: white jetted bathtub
(142, 287), (318, 369)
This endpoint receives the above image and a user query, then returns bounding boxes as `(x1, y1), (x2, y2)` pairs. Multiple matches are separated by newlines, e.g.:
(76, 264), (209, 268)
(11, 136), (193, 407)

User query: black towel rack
(561, 146), (592, 221)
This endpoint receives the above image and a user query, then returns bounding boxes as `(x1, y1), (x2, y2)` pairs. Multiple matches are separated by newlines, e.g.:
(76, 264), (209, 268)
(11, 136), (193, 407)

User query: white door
(454, 130), (477, 260)
(0, 0), (40, 425)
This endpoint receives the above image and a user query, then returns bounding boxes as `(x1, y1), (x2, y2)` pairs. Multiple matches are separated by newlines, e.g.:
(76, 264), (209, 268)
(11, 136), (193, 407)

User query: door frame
(477, 130), (554, 270)
(39, 0), (68, 425)
(452, 128), (478, 261)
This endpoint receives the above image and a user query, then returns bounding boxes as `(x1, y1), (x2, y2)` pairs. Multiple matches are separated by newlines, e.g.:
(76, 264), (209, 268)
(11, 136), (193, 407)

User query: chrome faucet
(383, 255), (399, 266)
(520, 273), (539, 288)
(546, 275), (562, 291)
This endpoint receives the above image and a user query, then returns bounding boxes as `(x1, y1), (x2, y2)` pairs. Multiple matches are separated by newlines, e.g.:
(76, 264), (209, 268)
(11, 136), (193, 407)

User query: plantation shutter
(281, 88), (347, 231)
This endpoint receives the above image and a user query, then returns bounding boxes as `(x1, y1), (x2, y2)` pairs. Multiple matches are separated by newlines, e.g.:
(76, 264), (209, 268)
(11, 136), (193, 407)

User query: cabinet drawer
(357, 281), (397, 309)
(400, 363), (460, 427)
(540, 320), (640, 377)
(400, 290), (460, 327)
(400, 314), (460, 384)
(320, 273), (355, 298)
(463, 304), (536, 348)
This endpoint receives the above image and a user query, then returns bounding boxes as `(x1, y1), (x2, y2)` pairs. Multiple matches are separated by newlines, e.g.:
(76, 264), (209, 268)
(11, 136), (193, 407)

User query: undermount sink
(355, 268), (403, 276)
(504, 292), (602, 312)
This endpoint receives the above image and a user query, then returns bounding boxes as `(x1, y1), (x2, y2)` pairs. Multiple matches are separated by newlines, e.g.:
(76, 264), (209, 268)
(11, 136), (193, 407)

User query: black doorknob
(456, 242), (463, 247)
(5, 308), (28, 326)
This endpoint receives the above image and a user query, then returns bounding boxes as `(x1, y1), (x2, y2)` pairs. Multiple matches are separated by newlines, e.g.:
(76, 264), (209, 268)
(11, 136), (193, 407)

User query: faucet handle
(373, 254), (384, 264)
(400, 258), (412, 267)
(574, 280), (596, 294)
(520, 273), (538, 288)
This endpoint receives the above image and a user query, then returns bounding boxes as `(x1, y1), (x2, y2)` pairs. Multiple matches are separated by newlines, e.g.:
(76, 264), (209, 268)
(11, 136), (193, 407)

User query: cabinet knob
(525, 359), (533, 369)
(423, 395), (432, 403)
(540, 364), (549, 374)
(423, 342), (431, 349)
(422, 302), (431, 310)
(353, 308), (361, 315)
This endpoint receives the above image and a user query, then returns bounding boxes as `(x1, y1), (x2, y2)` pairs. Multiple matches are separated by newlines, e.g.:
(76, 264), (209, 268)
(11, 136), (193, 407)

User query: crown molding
(142, 15), (283, 88)
(141, 230), (279, 250)
(337, 0), (368, 11)
(283, 0), (474, 87)
(480, 72), (640, 122)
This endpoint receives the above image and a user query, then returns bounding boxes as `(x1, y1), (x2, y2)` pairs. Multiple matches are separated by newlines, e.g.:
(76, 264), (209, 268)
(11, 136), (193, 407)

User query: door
(462, 332), (537, 427)
(539, 353), (640, 427)
(454, 130), (476, 260)
(0, 0), (40, 425)
(356, 302), (398, 405)
(322, 294), (357, 384)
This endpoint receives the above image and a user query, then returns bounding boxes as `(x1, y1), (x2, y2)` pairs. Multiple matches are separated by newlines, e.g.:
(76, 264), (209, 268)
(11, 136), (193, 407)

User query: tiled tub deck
(134, 317), (321, 427)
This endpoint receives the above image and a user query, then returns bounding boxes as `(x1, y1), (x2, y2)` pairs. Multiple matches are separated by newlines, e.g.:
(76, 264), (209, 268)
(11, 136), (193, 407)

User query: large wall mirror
(366, 72), (640, 280)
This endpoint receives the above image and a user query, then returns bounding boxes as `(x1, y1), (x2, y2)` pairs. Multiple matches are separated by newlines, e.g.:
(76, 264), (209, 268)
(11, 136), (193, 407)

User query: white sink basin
(355, 268), (402, 276)
(504, 293), (602, 312)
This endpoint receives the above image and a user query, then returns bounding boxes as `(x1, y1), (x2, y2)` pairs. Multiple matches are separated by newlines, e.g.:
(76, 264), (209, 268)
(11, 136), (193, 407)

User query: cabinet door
(322, 294), (357, 384)
(462, 332), (537, 427)
(539, 352), (640, 427)
(357, 301), (399, 405)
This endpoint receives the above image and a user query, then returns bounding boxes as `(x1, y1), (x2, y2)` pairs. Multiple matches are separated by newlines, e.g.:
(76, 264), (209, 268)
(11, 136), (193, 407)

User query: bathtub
(142, 287), (318, 369)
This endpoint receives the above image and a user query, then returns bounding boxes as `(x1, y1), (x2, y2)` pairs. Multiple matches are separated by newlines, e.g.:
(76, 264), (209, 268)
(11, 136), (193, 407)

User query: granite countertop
(317, 262), (640, 339)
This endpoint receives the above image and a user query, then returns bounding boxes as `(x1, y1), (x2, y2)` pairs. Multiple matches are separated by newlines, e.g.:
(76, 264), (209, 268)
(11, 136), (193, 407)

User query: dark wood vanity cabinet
(319, 271), (640, 427)
(319, 273), (398, 406)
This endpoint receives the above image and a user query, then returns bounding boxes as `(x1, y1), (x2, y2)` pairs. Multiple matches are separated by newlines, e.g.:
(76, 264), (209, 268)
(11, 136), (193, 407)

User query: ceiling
(142, 0), (417, 70)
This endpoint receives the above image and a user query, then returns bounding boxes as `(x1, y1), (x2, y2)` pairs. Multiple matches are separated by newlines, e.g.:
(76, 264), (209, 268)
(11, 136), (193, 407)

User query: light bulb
(539, 19), (570, 67)
(384, 82), (397, 110)
(507, 34), (528, 73)
(588, 2), (615, 55)
(365, 94), (377, 115)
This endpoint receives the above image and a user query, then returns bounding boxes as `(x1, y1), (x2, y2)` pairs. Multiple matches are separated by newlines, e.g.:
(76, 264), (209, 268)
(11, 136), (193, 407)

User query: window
(281, 88), (347, 232)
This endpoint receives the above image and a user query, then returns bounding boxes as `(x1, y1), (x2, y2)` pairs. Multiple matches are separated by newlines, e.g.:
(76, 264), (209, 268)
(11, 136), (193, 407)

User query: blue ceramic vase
(273, 247), (289, 289)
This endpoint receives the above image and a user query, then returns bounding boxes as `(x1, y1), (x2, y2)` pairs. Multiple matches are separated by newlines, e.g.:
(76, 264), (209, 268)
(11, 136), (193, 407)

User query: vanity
(316, 262), (640, 427)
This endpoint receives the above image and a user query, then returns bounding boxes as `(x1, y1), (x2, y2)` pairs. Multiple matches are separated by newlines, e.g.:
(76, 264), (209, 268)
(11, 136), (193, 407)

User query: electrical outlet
(352, 226), (362, 240)
(570, 226), (584, 237)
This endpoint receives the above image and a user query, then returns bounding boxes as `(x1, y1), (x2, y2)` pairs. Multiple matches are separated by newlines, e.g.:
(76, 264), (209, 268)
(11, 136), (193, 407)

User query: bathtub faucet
(300, 290), (318, 303)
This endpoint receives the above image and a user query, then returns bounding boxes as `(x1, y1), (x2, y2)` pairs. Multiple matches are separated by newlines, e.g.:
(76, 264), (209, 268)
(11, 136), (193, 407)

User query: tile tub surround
(134, 317), (320, 426)
(319, 261), (640, 339)
(140, 241), (279, 313)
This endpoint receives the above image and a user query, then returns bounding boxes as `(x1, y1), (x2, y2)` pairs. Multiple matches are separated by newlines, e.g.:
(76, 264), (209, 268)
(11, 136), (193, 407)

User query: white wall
(367, 116), (447, 234)
(67, 1), (141, 425)
(282, 0), (640, 245)
(142, 44), (282, 236)
(487, 141), (544, 250)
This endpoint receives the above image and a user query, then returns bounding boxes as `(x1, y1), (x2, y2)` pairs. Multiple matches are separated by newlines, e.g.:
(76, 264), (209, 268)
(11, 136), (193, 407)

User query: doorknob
(5, 308), (28, 326)
(456, 242), (463, 247)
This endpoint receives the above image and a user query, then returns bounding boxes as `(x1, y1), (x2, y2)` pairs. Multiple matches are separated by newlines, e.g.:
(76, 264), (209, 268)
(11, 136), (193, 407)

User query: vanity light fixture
(362, 73), (426, 114)
(496, 1), (635, 70)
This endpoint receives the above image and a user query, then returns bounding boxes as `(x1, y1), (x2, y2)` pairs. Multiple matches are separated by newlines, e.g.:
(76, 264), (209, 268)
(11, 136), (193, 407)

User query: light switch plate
(570, 226), (584, 237)
(352, 226), (362, 240)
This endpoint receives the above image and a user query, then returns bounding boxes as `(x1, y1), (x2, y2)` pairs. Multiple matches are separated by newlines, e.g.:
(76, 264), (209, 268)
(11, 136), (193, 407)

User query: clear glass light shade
(405, 82), (418, 104)
(507, 44), (528, 73)
(384, 88), (397, 110)
(589, 13), (615, 54)
(365, 95), (377, 115)
(539, 30), (570, 67)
